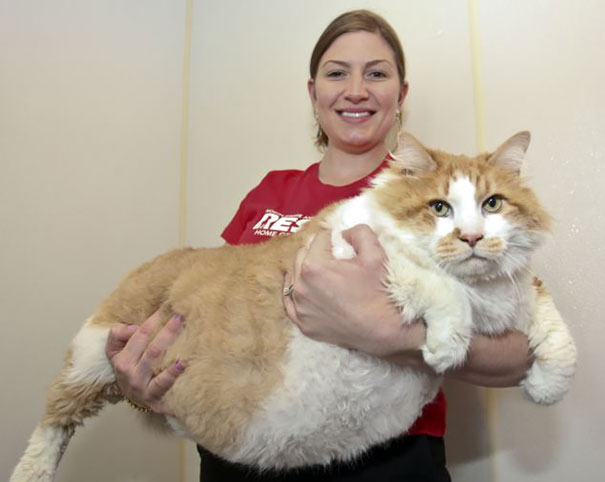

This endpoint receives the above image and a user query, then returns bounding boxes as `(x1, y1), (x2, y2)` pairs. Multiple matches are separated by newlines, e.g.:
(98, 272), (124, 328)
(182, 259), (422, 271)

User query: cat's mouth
(456, 249), (492, 266)
(435, 238), (504, 275)
(445, 250), (499, 279)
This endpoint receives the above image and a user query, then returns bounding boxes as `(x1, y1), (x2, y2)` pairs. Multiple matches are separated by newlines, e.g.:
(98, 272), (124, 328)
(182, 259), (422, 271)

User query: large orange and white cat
(11, 132), (577, 481)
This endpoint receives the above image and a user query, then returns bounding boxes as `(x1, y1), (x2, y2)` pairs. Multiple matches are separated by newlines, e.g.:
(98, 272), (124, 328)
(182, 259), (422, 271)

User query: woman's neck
(318, 143), (389, 187)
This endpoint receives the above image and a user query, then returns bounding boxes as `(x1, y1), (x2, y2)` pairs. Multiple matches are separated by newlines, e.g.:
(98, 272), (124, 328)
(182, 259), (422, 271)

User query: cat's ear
(390, 132), (436, 175)
(488, 131), (531, 174)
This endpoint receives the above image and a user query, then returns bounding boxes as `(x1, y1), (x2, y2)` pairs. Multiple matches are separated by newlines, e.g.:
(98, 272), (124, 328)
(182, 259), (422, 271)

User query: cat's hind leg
(10, 319), (118, 482)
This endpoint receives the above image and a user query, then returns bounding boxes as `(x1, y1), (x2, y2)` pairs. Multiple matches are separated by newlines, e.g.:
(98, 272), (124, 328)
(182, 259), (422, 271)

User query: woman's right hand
(283, 225), (427, 363)
(105, 310), (186, 414)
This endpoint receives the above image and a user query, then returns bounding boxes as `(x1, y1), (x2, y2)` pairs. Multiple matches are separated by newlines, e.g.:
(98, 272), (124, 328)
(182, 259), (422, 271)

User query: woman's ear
(398, 81), (409, 109)
(307, 78), (317, 105)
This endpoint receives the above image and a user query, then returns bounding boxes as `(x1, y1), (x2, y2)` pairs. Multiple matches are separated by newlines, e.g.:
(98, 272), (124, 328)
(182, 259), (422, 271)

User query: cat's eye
(483, 195), (503, 213)
(429, 200), (451, 217)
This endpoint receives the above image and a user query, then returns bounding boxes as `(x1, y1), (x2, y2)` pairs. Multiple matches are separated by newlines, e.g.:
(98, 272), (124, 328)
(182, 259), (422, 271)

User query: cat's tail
(10, 320), (119, 482)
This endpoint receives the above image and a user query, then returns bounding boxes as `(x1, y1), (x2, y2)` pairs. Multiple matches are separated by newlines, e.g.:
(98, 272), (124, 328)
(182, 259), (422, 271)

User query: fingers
(282, 272), (299, 325)
(342, 225), (386, 267)
(148, 359), (186, 401)
(109, 310), (186, 414)
(120, 310), (164, 368)
(302, 229), (333, 264)
(106, 323), (137, 359)
(299, 226), (382, 272)
(138, 313), (185, 373)
(285, 230), (333, 331)
(293, 229), (332, 283)
(293, 244), (307, 283)
(341, 224), (379, 251)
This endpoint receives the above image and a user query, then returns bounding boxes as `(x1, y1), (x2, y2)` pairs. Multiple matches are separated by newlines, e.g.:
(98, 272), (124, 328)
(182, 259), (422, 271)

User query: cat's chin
(446, 255), (500, 280)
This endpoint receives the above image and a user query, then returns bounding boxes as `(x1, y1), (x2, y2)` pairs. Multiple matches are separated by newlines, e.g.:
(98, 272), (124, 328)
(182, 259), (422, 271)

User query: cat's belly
(217, 327), (440, 469)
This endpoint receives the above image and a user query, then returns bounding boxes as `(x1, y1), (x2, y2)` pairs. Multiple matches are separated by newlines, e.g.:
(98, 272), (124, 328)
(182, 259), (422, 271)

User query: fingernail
(173, 314), (185, 324)
(174, 359), (186, 372)
(126, 324), (137, 333)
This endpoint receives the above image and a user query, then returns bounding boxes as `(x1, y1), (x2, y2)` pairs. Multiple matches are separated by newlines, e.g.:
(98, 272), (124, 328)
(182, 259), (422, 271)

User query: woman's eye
(483, 195), (504, 213)
(367, 71), (387, 79)
(327, 70), (346, 78)
(429, 200), (451, 217)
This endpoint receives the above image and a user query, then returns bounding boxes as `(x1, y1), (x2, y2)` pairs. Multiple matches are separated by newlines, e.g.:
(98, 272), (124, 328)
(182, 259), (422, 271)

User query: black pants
(197, 435), (451, 482)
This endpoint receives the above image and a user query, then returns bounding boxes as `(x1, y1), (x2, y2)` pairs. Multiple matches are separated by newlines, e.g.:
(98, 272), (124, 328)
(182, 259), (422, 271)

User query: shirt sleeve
(220, 174), (269, 245)
(221, 196), (249, 245)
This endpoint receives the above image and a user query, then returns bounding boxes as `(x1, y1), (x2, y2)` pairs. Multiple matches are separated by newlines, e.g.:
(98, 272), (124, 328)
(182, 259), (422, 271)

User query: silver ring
(283, 284), (295, 297)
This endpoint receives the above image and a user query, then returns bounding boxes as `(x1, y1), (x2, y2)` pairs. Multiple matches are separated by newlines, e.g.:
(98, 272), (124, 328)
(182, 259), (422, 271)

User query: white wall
(478, 1), (605, 480)
(2, 1), (603, 481)
(0, 1), (186, 481)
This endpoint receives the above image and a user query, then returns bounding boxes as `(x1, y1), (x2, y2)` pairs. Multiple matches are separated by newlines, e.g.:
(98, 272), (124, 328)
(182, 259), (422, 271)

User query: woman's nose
(344, 74), (369, 102)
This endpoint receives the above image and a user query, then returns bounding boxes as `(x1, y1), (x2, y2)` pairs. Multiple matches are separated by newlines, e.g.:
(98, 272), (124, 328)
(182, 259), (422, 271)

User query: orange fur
(56, 218), (327, 452)
(376, 148), (550, 234)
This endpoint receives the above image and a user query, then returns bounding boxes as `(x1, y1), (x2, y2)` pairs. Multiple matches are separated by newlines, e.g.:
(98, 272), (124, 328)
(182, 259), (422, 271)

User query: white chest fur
(465, 276), (534, 335)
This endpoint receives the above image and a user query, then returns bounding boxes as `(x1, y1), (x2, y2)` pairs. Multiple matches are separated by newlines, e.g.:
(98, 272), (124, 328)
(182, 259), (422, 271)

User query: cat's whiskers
(505, 241), (533, 249)
(503, 266), (523, 304)
(515, 263), (535, 278)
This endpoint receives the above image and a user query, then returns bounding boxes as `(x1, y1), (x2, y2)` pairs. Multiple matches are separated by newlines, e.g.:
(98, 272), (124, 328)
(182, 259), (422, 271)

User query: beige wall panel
(186, 1), (484, 480)
(478, 1), (605, 480)
(0, 1), (186, 480)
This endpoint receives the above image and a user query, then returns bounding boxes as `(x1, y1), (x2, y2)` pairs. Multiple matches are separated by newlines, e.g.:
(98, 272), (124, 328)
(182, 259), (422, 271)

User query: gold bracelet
(125, 398), (151, 413)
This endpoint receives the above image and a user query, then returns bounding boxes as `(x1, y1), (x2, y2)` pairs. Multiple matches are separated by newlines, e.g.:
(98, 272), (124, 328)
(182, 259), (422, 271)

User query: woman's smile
(336, 108), (375, 121)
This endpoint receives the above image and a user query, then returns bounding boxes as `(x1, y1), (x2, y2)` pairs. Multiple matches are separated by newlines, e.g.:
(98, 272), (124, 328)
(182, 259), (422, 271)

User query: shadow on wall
(494, 388), (566, 475)
(444, 381), (490, 467)
(444, 381), (564, 475)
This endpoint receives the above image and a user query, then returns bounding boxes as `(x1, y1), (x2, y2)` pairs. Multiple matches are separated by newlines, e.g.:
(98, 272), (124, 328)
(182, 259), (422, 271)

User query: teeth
(340, 111), (371, 118)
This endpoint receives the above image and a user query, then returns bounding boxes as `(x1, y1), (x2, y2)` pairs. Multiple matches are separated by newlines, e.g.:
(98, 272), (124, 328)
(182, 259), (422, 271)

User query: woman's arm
(283, 225), (532, 388)
(385, 328), (533, 387)
(446, 330), (532, 387)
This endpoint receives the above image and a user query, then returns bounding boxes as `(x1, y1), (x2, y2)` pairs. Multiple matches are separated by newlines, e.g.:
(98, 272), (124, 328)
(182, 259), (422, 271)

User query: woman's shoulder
(252, 163), (319, 192)
(261, 163), (319, 183)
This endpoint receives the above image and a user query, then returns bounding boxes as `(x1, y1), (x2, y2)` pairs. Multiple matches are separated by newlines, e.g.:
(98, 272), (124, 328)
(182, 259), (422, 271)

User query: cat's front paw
(523, 281), (578, 404)
(522, 349), (577, 405)
(421, 321), (471, 374)
(521, 321), (577, 405)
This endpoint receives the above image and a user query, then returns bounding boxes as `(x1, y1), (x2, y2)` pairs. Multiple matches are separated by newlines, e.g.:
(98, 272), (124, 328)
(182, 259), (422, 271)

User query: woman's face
(308, 30), (407, 154)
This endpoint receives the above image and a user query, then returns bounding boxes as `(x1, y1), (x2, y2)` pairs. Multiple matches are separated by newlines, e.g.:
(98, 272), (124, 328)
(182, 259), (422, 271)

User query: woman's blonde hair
(309, 10), (406, 148)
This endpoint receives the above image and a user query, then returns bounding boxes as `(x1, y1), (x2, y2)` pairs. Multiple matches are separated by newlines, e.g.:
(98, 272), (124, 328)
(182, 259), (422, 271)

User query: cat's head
(371, 131), (551, 281)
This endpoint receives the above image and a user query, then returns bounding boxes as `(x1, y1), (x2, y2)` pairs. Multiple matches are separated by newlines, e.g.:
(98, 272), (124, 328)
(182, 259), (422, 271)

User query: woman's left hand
(283, 224), (425, 361)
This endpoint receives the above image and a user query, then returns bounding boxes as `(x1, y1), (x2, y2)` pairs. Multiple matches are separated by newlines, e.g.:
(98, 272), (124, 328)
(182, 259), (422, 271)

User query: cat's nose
(458, 232), (484, 247)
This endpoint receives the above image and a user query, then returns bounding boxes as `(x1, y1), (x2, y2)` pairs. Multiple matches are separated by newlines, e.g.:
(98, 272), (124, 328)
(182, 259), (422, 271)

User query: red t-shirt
(222, 160), (446, 438)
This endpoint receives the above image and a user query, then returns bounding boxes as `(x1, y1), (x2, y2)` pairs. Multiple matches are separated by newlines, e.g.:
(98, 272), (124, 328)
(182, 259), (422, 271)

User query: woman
(106, 10), (532, 481)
